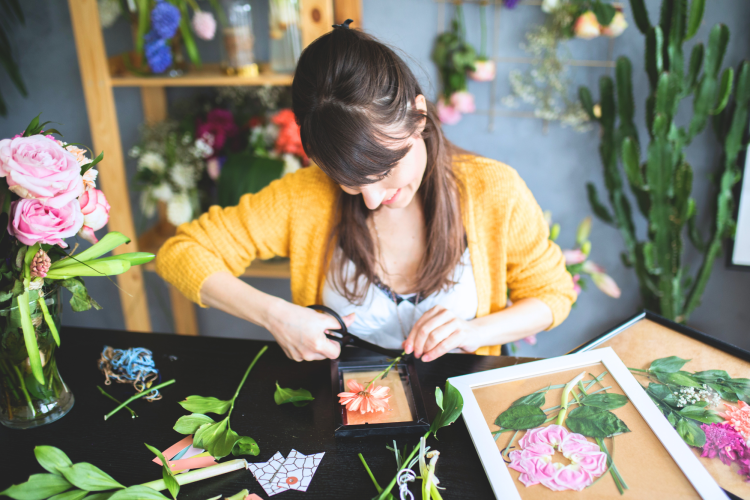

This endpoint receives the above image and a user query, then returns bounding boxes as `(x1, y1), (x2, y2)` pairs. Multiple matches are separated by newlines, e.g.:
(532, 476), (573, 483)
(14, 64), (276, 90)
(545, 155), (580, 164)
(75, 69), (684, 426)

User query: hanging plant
(469, 1), (496, 83)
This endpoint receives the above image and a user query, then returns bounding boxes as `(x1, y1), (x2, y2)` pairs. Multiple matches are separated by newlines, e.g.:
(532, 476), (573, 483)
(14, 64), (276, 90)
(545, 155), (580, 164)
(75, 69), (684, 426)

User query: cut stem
(141, 459), (247, 491)
(359, 453), (383, 494)
(557, 372), (586, 426)
(228, 345), (268, 418)
(104, 379), (175, 420)
(37, 296), (60, 347)
(12, 364), (35, 417)
(365, 353), (404, 392)
(98, 386), (137, 418)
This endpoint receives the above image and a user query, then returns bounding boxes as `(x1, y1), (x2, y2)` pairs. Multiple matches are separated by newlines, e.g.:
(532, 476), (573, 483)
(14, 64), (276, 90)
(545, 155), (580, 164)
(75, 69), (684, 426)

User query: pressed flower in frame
(720, 400), (750, 444)
(338, 379), (391, 414)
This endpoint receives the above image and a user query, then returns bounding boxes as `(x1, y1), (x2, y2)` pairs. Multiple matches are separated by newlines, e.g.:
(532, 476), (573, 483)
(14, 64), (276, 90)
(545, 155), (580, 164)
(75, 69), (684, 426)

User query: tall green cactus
(579, 0), (750, 322)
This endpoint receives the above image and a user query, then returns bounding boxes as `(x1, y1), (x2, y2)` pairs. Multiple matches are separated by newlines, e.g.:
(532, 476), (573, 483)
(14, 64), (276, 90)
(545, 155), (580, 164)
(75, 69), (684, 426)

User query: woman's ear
(415, 94), (428, 113)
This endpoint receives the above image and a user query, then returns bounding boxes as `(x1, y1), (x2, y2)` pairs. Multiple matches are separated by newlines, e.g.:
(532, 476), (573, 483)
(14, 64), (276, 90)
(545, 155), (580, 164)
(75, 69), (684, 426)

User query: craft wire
(98, 346), (162, 401)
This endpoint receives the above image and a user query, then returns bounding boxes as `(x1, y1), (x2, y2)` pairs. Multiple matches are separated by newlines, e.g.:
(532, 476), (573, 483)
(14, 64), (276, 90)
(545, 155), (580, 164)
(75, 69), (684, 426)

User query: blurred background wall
(0, 0), (748, 357)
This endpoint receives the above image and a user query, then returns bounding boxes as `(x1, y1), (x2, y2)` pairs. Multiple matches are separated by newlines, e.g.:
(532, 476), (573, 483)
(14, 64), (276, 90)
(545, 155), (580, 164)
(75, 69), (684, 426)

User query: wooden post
(333, 0), (362, 26)
(68, 0), (152, 332)
(300, 0), (334, 47)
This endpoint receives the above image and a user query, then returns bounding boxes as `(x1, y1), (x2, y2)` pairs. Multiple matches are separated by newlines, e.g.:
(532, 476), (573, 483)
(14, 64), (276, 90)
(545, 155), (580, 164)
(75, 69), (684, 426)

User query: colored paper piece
(152, 435), (193, 465)
(168, 452), (217, 473)
(270, 449), (325, 493)
(171, 444), (192, 461)
(247, 452), (286, 497)
(244, 495), (262, 500)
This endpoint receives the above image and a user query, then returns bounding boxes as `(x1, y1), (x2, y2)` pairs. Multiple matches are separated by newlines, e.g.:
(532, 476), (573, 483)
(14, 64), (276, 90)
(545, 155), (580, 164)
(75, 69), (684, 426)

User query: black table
(1, 327), (535, 499)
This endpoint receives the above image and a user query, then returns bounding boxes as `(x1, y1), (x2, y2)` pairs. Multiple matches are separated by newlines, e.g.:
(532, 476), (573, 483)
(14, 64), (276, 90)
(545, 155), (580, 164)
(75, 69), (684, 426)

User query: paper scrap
(244, 495), (263, 500)
(247, 452), (286, 497)
(151, 436), (216, 473)
(153, 435), (193, 465)
(270, 449), (325, 493)
(168, 452), (217, 473)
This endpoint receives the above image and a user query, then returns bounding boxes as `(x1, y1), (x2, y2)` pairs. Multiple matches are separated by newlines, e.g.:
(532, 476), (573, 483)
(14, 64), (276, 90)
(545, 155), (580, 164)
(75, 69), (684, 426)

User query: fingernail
(422, 355), (430, 362)
(405, 344), (413, 354)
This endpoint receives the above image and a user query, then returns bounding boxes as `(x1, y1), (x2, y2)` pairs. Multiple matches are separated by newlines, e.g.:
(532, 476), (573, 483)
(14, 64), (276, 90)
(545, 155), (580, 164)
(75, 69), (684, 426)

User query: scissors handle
(307, 304), (349, 346)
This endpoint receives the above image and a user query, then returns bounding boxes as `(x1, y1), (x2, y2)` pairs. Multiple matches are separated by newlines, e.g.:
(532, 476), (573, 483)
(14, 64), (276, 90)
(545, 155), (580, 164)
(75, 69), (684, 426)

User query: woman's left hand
(403, 306), (482, 362)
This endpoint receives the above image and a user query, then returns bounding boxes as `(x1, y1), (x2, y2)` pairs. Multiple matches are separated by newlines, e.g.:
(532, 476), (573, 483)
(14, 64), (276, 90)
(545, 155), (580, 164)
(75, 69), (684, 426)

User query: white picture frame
(448, 347), (728, 500)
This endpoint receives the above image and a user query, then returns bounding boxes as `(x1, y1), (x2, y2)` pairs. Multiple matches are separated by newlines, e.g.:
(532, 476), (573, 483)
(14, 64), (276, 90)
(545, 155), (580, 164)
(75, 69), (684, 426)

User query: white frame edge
(448, 347), (728, 500)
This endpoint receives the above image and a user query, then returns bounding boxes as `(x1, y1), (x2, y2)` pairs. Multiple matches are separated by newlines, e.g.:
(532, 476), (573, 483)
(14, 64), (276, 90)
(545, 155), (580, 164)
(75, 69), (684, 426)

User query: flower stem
(104, 379), (175, 420)
(228, 345), (267, 417)
(557, 372), (586, 426)
(359, 453), (383, 494)
(377, 431), (431, 500)
(503, 430), (519, 458)
(37, 296), (60, 347)
(365, 352), (404, 392)
(12, 364), (35, 417)
(628, 368), (649, 373)
(98, 386), (137, 418)
(141, 459), (247, 491)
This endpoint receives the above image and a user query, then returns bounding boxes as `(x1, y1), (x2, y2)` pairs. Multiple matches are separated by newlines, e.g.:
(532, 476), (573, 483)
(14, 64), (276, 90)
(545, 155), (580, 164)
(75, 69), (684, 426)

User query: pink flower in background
(701, 422), (750, 480)
(0, 135), (83, 208)
(601, 11), (628, 37)
(572, 274), (582, 296)
(450, 91), (476, 114)
(196, 109), (238, 153)
(524, 335), (537, 346)
(720, 401), (750, 444)
(583, 261), (621, 298)
(192, 11), (217, 40)
(78, 188), (110, 244)
(8, 198), (83, 247)
(574, 11), (601, 39)
(563, 249), (586, 265)
(206, 157), (221, 181)
(437, 99), (461, 125)
(469, 60), (496, 82)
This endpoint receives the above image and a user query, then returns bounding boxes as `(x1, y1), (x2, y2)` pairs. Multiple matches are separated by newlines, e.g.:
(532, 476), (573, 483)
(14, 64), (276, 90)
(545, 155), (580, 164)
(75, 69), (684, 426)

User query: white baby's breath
(167, 193), (193, 226)
(170, 163), (197, 190)
(138, 152), (167, 173)
(152, 183), (174, 202)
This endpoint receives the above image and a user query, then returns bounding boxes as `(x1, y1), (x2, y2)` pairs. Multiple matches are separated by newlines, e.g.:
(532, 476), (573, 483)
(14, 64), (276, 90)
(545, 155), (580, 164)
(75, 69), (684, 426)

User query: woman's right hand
(266, 299), (355, 361)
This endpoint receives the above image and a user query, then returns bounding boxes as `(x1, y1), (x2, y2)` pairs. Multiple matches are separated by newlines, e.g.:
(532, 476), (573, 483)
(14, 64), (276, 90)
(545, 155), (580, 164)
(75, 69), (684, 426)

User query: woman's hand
(403, 306), (481, 362)
(266, 300), (356, 361)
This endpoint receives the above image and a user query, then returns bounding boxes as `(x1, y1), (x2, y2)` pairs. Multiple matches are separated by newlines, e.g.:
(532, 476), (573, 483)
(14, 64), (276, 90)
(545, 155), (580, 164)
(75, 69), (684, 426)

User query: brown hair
(292, 26), (466, 303)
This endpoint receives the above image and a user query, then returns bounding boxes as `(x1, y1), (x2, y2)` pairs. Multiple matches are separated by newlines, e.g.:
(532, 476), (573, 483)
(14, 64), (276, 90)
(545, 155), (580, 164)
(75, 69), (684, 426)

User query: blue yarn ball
(151, 0), (180, 39)
(144, 31), (173, 73)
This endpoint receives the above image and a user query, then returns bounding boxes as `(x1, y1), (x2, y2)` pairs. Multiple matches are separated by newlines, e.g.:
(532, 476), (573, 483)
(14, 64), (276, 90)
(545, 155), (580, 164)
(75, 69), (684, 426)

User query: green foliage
(510, 391), (545, 408)
(566, 406), (631, 438)
(173, 413), (215, 434)
(274, 382), (315, 407)
(144, 444), (179, 500)
(494, 404), (546, 430)
(648, 356), (690, 373)
(217, 153), (285, 208)
(178, 396), (231, 415)
(429, 381), (464, 439)
(580, 393), (629, 410)
(579, 0), (750, 322)
(431, 4), (476, 101)
(0, 0), (27, 116)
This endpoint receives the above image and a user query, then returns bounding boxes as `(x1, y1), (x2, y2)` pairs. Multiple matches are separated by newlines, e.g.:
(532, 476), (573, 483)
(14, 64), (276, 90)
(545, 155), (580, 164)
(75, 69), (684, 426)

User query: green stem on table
(491, 428), (516, 435)
(359, 453), (383, 494)
(37, 296), (60, 347)
(228, 345), (268, 418)
(11, 363), (35, 417)
(104, 379), (176, 420)
(377, 432), (430, 500)
(98, 386), (137, 418)
(365, 353), (404, 392)
(141, 459), (247, 491)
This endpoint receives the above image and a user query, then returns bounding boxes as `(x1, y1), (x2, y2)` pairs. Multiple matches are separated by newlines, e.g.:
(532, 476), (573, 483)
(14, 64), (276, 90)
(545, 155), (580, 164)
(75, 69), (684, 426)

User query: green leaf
(647, 383), (680, 405)
(649, 356), (690, 373)
(677, 406), (723, 424)
(59, 463), (125, 492)
(566, 406), (631, 438)
(494, 404), (546, 431)
(274, 382), (315, 407)
(178, 396), (231, 415)
(34, 446), (73, 475)
(0, 474), (71, 500)
(692, 370), (730, 383)
(17, 289), (43, 385)
(592, 3), (615, 26)
(25, 373), (55, 400)
(232, 436), (260, 457)
(108, 486), (169, 500)
(676, 417), (706, 447)
(194, 418), (240, 460)
(217, 154), (285, 208)
(94, 253), (155, 267)
(657, 371), (703, 388)
(59, 278), (100, 312)
(429, 381), (464, 439)
(173, 413), (215, 434)
(685, 0), (705, 40)
(50, 233), (131, 270)
(79, 493), (113, 500)
(80, 151), (103, 175)
(510, 392), (545, 408)
(49, 491), (87, 500)
(435, 386), (443, 410)
(581, 393), (629, 410)
(707, 383), (738, 402)
(45, 260), (131, 279)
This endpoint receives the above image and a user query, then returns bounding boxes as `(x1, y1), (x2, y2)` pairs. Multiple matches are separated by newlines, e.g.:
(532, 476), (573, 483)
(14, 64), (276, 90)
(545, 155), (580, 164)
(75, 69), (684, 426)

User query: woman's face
(339, 95), (428, 211)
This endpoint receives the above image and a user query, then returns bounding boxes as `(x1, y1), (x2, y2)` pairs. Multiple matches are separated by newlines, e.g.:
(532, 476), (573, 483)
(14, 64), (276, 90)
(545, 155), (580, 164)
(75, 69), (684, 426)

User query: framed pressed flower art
(448, 348), (727, 499)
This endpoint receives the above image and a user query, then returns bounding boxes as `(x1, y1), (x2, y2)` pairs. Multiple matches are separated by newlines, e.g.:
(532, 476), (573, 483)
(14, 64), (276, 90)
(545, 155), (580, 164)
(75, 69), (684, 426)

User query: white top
(322, 248), (478, 349)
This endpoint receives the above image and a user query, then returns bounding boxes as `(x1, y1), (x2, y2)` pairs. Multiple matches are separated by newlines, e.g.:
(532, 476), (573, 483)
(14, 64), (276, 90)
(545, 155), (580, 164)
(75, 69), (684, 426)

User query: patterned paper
(270, 449), (325, 493)
(247, 452), (286, 496)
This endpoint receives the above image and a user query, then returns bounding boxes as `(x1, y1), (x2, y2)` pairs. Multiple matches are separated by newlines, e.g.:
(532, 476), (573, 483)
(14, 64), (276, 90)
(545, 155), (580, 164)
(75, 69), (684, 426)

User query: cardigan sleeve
(156, 173), (296, 307)
(505, 174), (576, 329)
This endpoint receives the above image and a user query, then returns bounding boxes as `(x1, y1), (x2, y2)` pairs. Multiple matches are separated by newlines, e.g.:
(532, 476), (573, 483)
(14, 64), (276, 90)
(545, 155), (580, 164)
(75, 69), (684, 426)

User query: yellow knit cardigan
(156, 155), (576, 355)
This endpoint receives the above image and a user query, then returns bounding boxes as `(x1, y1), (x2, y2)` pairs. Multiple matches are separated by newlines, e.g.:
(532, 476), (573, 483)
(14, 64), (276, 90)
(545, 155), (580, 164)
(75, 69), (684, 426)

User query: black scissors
(307, 304), (406, 358)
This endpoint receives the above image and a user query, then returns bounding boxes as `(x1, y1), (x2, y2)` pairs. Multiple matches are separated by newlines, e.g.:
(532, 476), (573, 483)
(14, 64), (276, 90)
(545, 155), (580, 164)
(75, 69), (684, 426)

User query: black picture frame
(331, 356), (430, 438)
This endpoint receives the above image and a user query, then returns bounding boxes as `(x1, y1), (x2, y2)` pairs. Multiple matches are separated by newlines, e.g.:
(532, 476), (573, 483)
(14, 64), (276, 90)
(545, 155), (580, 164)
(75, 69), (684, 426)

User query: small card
(247, 452), (286, 497)
(270, 449), (325, 493)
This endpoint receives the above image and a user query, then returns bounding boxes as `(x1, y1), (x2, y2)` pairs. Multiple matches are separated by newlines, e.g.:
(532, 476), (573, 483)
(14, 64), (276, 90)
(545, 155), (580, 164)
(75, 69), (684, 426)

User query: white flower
(194, 138), (214, 158)
(152, 183), (174, 202)
(181, 133), (193, 146)
(281, 154), (301, 177)
(129, 146), (141, 158)
(138, 152), (166, 173)
(541, 0), (561, 13)
(167, 193), (193, 226)
(170, 163), (196, 189)
(140, 191), (157, 218)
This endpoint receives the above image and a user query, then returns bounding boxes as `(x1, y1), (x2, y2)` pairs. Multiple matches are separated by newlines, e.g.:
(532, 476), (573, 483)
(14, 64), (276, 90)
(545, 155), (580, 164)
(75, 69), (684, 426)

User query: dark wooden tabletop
(0, 327), (537, 499)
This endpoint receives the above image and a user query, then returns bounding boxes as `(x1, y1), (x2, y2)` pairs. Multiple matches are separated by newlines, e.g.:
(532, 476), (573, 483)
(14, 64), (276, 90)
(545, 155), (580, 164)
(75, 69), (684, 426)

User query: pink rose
(78, 188), (110, 244)
(9, 198), (83, 248)
(450, 91), (476, 114)
(574, 11), (601, 39)
(0, 135), (83, 208)
(469, 60), (496, 82)
(437, 99), (462, 125)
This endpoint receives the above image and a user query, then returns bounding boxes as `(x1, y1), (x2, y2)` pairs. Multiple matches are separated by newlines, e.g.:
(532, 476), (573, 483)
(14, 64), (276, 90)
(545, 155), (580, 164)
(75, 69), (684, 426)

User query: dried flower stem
(104, 379), (175, 420)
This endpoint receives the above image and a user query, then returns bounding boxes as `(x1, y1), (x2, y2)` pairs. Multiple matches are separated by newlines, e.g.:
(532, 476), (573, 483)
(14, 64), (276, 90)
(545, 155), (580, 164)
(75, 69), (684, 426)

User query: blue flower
(151, 0), (180, 39)
(144, 31), (172, 73)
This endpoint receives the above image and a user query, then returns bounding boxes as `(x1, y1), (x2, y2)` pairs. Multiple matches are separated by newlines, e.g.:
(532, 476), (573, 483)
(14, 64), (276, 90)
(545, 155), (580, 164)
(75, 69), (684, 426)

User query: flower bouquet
(0, 116), (155, 429)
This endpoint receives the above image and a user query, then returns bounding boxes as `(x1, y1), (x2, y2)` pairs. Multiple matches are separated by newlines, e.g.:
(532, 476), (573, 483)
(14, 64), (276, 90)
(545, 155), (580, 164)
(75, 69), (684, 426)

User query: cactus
(579, 0), (750, 322)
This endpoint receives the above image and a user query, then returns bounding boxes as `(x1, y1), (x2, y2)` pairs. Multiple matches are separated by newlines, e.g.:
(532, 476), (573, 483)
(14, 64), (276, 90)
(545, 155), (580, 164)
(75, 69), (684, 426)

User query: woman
(156, 23), (575, 362)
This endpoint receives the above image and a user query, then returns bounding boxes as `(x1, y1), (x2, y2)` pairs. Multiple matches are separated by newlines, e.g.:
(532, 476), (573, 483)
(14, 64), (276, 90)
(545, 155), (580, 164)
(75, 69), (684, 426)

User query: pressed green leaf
(685, 0), (705, 40)
(194, 418), (240, 460)
(34, 446), (72, 475)
(59, 278), (100, 312)
(707, 383), (738, 402)
(657, 371), (703, 388)
(173, 413), (215, 434)
(59, 463), (125, 492)
(108, 486), (169, 500)
(49, 491), (87, 500)
(566, 406), (631, 438)
(274, 382), (315, 407)
(581, 393), (629, 410)
(692, 370), (730, 383)
(232, 436), (260, 457)
(510, 392), (545, 408)
(0, 474), (71, 500)
(677, 406), (723, 424)
(50, 233), (130, 269)
(494, 404), (546, 431)
(676, 417), (706, 447)
(178, 396), (231, 415)
(649, 356), (690, 373)
(728, 378), (750, 389)
(429, 381), (464, 439)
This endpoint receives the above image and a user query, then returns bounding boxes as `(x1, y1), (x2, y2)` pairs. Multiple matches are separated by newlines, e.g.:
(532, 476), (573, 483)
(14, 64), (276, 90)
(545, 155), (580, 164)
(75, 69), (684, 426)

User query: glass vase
(222, 0), (258, 76)
(0, 285), (73, 429)
(269, 0), (302, 73)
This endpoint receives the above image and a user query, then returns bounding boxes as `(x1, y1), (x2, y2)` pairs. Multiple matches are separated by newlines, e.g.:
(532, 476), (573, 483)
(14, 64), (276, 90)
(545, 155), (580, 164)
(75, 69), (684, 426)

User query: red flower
(271, 109), (309, 164)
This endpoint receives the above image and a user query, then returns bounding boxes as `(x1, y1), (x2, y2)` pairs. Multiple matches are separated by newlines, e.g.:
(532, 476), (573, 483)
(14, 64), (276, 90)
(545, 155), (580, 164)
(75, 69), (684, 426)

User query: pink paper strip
(152, 436), (194, 465)
(245, 495), (263, 500)
(166, 455), (217, 470)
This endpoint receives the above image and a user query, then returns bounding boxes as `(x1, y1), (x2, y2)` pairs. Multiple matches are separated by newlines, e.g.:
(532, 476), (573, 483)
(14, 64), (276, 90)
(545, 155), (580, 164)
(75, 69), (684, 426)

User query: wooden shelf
(110, 63), (294, 88)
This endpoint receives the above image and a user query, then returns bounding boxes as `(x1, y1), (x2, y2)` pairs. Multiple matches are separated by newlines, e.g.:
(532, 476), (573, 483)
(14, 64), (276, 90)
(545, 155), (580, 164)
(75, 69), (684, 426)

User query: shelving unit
(69, 0), (358, 335)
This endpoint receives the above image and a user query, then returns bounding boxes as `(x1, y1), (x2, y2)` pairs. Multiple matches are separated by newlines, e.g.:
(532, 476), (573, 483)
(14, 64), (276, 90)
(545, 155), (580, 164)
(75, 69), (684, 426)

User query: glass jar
(0, 285), (73, 429)
(269, 0), (302, 73)
(222, 0), (258, 76)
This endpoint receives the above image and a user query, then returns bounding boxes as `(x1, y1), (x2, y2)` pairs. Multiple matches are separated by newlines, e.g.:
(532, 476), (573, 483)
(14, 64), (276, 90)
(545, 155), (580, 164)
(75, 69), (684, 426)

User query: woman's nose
(360, 186), (387, 210)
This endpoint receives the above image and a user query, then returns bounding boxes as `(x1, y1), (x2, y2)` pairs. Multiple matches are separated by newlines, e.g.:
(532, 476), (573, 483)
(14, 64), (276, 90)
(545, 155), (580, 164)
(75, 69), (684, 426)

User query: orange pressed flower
(720, 400), (750, 444)
(338, 379), (391, 414)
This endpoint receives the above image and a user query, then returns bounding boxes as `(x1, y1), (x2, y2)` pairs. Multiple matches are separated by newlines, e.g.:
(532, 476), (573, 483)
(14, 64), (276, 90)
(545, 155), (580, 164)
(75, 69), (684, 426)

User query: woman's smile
(381, 188), (401, 205)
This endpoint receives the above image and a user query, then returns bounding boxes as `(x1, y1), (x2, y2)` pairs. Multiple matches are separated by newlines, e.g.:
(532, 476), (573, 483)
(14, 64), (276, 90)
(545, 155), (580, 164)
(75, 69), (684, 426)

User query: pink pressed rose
(469, 60), (496, 82)
(437, 99), (462, 125)
(520, 424), (569, 448)
(9, 198), (83, 248)
(601, 11), (628, 37)
(450, 91), (476, 114)
(0, 135), (83, 208)
(78, 188), (110, 244)
(563, 249), (587, 265)
(574, 11), (601, 40)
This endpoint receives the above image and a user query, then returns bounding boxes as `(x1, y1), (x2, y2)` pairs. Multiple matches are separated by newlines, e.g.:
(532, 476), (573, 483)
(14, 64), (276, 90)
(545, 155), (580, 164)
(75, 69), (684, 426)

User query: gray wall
(0, 0), (748, 357)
